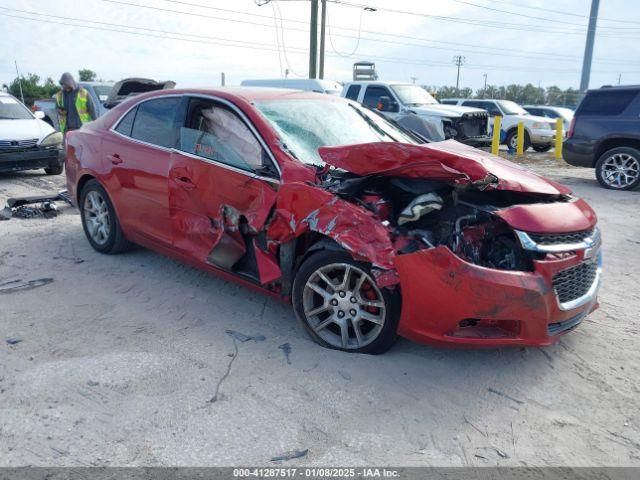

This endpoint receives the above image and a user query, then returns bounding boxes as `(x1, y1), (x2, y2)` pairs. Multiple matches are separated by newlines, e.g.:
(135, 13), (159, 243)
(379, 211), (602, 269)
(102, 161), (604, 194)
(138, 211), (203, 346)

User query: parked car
(0, 92), (64, 175)
(342, 82), (490, 146)
(33, 78), (175, 131)
(65, 88), (601, 353)
(523, 105), (574, 132)
(442, 98), (556, 152)
(564, 85), (640, 190)
(241, 78), (342, 95)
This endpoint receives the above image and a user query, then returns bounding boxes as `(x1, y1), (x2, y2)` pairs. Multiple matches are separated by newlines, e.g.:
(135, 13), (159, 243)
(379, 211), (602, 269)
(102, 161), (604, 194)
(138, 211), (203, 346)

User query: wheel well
(595, 138), (640, 161)
(76, 174), (96, 203)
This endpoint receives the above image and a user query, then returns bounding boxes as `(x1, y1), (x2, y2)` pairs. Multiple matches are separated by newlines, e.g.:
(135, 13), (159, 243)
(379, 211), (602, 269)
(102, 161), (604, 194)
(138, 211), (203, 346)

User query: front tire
(292, 250), (400, 354)
(44, 164), (64, 175)
(80, 179), (132, 254)
(506, 130), (531, 152)
(595, 147), (640, 190)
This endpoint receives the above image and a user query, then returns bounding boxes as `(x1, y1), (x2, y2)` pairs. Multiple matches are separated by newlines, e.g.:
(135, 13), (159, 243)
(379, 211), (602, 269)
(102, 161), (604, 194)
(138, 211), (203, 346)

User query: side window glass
(130, 97), (181, 148)
(115, 107), (137, 137)
(363, 86), (392, 108)
(345, 85), (361, 101)
(179, 99), (264, 172)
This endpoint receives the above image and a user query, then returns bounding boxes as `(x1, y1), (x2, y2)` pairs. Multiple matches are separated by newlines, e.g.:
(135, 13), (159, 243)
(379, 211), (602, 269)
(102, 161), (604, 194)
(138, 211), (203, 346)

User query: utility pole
(221, 72), (226, 86)
(410, 76), (418, 85)
(309, 0), (318, 79)
(618, 73), (622, 85)
(482, 73), (487, 97)
(453, 55), (465, 92)
(580, 0), (600, 92)
(318, 0), (327, 79)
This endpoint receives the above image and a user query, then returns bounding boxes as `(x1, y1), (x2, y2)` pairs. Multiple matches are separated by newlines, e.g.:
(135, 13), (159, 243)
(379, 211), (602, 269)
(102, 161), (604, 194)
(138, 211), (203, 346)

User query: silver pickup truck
(33, 78), (175, 131)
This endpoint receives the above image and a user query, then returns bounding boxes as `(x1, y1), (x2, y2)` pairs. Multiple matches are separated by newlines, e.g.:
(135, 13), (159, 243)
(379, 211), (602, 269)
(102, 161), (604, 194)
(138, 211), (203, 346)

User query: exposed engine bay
(322, 170), (561, 272)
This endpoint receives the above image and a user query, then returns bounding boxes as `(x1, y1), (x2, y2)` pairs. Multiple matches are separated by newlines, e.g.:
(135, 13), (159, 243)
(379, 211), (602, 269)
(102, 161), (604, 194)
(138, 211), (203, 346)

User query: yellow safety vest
(55, 87), (92, 133)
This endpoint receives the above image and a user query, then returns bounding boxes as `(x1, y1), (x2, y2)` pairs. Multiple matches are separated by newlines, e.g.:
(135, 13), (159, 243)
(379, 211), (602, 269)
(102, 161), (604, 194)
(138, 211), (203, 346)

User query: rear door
(168, 96), (280, 282)
(103, 95), (182, 245)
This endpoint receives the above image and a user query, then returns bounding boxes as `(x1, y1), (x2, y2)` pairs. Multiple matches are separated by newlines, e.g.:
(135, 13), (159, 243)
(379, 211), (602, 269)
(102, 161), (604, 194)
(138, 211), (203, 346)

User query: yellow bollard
(491, 116), (502, 155)
(516, 121), (525, 156)
(555, 118), (563, 159)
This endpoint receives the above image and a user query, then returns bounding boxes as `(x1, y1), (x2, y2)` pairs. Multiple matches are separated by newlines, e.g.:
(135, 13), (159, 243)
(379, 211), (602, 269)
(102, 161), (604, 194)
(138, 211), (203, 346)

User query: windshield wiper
(348, 104), (396, 141)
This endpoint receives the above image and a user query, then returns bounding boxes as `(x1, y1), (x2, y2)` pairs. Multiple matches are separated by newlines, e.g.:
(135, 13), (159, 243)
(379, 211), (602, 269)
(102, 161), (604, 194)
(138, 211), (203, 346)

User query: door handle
(108, 154), (123, 165)
(175, 176), (195, 189)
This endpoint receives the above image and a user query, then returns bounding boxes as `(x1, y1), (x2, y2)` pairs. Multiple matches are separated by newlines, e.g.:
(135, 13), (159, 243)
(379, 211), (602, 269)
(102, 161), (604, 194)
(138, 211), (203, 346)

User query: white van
(240, 78), (342, 95)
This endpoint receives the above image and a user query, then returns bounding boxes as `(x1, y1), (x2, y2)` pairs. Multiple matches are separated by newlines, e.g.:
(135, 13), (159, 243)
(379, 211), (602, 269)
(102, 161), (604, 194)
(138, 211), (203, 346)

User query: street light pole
(580, 0), (600, 92)
(482, 73), (487, 97)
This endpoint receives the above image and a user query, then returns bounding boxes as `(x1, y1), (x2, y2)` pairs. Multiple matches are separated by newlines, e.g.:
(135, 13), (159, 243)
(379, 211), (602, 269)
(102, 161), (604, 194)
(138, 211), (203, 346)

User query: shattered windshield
(391, 85), (438, 106)
(255, 99), (419, 166)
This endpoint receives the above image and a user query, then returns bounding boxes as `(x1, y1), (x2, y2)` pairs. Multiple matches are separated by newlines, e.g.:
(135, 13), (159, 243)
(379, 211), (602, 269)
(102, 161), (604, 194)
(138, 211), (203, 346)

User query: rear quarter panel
(64, 126), (107, 205)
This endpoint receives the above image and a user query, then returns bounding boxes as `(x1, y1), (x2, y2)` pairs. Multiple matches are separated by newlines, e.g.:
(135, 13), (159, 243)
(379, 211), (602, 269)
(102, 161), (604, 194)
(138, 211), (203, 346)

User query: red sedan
(65, 88), (601, 353)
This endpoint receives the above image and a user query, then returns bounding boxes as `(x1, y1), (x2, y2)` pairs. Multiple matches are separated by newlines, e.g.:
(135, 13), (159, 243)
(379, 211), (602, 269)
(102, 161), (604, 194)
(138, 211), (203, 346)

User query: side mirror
(376, 96), (398, 112)
(34, 110), (45, 120)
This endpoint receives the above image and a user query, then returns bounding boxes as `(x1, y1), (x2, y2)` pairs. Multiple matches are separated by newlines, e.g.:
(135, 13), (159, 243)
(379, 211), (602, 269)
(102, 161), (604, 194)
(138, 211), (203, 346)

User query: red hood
(318, 140), (571, 196)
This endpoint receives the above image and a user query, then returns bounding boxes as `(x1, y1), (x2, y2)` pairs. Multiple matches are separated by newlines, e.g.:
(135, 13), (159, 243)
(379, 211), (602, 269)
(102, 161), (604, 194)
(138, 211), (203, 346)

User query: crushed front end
(316, 141), (601, 347)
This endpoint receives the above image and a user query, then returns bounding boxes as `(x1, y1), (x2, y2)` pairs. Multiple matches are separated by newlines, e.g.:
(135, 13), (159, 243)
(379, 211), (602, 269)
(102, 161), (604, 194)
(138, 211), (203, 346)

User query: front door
(168, 96), (279, 281)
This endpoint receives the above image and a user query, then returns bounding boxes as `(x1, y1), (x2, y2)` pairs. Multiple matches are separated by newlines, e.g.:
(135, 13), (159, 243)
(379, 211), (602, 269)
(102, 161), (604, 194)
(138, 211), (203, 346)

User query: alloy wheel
(601, 153), (640, 189)
(302, 263), (386, 350)
(83, 190), (111, 245)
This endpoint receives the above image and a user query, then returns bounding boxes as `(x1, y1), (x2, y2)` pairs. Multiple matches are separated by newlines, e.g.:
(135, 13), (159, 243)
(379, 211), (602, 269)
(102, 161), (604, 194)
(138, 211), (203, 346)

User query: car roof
(80, 81), (114, 86)
(124, 86), (340, 103)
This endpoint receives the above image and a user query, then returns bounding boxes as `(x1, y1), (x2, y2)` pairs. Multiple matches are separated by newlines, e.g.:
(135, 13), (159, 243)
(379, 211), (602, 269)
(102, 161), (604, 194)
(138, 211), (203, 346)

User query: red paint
(319, 140), (571, 195)
(66, 88), (600, 349)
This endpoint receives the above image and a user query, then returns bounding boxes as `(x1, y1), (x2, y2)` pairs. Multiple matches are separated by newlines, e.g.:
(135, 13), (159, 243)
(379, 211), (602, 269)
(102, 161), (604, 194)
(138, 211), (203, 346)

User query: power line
(93, 1), (636, 65)
(325, 0), (640, 36)
(447, 0), (640, 30)
(3, 8), (640, 76)
(475, 0), (639, 25)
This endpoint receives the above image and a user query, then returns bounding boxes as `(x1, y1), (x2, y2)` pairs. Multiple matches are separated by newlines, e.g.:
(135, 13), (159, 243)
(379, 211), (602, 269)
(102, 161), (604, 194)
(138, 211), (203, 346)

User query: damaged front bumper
(394, 242), (601, 347)
(0, 146), (64, 173)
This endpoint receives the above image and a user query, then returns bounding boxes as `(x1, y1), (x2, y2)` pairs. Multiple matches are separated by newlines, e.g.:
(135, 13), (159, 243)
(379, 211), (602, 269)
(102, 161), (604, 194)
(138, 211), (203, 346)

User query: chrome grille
(0, 138), (39, 151)
(553, 259), (598, 304)
(461, 112), (488, 137)
(528, 229), (594, 246)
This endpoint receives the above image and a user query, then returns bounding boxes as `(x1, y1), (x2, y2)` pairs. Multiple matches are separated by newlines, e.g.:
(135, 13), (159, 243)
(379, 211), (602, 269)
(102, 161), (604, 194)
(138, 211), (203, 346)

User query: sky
(0, 0), (639, 92)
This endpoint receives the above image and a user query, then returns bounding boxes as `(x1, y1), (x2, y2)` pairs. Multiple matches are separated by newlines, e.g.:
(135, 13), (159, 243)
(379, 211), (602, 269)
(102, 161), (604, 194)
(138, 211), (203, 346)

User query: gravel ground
(0, 153), (639, 467)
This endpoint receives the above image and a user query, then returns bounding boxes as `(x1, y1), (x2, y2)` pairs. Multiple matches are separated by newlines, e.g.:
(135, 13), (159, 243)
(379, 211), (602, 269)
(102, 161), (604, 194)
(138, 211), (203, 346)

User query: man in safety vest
(55, 72), (97, 134)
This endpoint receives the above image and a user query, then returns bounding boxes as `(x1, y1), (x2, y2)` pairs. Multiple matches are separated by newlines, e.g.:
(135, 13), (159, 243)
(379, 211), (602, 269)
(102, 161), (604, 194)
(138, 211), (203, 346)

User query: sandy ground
(0, 153), (639, 467)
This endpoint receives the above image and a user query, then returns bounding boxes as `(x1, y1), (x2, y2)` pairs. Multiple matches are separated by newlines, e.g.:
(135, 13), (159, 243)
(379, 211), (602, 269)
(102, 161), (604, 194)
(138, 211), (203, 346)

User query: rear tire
(80, 179), (132, 254)
(292, 250), (400, 354)
(595, 147), (640, 191)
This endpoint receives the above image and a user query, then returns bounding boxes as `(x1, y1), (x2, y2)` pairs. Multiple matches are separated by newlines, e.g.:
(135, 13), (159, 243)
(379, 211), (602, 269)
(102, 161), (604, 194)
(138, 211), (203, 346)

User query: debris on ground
(0, 278), (54, 294)
(0, 190), (72, 221)
(338, 370), (352, 380)
(209, 333), (240, 403)
(278, 343), (292, 364)
(6, 337), (23, 345)
(87, 380), (100, 387)
(270, 449), (309, 462)
(225, 330), (266, 343)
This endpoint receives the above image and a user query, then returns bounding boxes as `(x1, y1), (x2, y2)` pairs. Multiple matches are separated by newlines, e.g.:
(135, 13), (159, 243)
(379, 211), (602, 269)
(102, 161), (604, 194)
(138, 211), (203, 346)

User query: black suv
(564, 85), (640, 190)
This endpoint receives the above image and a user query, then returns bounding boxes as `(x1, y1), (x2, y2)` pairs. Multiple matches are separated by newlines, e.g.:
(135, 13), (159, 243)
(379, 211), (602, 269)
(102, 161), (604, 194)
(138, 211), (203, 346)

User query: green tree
(78, 69), (97, 82)
(8, 73), (59, 106)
